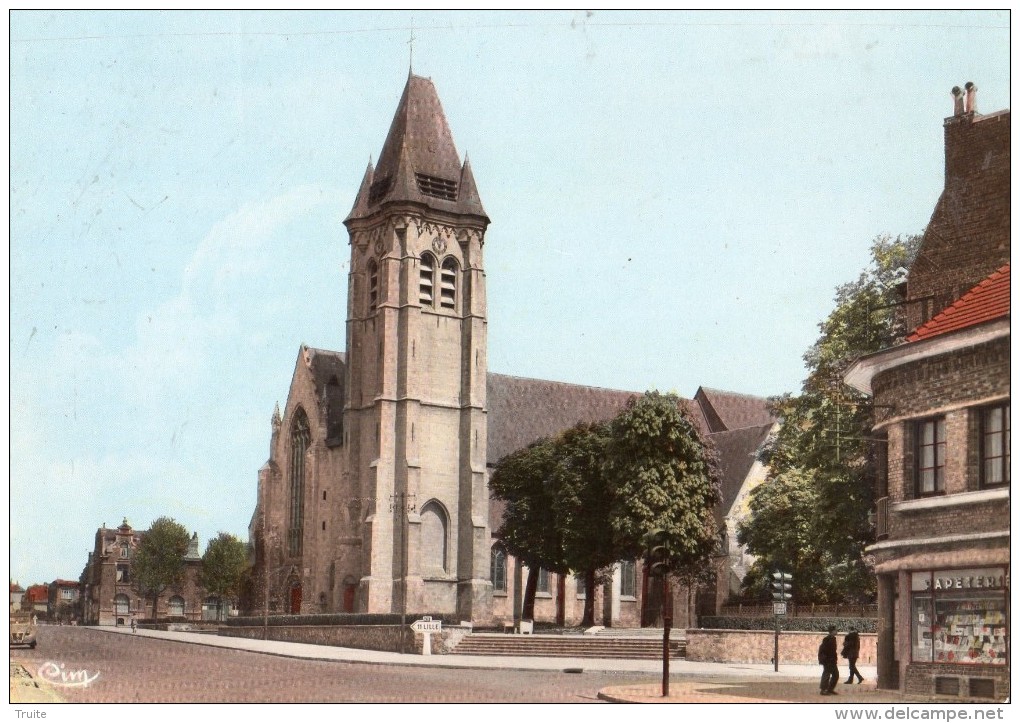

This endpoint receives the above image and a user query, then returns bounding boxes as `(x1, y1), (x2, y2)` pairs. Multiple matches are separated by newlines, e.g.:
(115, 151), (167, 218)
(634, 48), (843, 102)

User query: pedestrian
(131, 619), (137, 634)
(842, 627), (864, 684)
(818, 625), (839, 695)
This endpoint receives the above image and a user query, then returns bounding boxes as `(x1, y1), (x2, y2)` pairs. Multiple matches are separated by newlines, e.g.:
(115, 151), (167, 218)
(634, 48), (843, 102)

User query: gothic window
(325, 376), (344, 446)
(168, 596), (185, 617)
(916, 417), (946, 496)
(420, 501), (448, 574)
(620, 560), (637, 598)
(490, 545), (507, 593)
(440, 257), (458, 309)
(419, 252), (435, 307)
(114, 594), (130, 616)
(368, 259), (379, 312)
(981, 403), (1010, 488)
(288, 408), (311, 557)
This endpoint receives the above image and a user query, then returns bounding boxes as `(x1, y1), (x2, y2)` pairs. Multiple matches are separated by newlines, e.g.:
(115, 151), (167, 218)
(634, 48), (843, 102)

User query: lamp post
(390, 492), (416, 653)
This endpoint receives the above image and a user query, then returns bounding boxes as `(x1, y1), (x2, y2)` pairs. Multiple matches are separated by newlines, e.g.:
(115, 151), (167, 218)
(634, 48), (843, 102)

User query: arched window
(419, 252), (436, 307)
(114, 594), (130, 616)
(367, 259), (379, 312)
(440, 257), (458, 309)
(420, 501), (448, 574)
(168, 596), (185, 617)
(490, 545), (507, 593)
(620, 560), (637, 598)
(288, 408), (310, 557)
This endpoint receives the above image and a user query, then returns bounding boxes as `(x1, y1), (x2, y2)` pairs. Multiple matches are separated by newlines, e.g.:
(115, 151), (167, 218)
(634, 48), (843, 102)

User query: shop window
(981, 404), (1009, 488)
(490, 545), (507, 594)
(910, 569), (1008, 665)
(915, 417), (946, 496)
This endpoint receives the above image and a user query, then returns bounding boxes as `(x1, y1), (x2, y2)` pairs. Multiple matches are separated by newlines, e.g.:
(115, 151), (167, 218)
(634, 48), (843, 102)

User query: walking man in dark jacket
(843, 628), (864, 684)
(818, 625), (839, 695)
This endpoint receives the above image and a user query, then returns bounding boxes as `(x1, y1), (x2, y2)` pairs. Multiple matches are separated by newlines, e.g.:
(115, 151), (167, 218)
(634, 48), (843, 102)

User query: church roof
(907, 262), (1009, 342)
(346, 74), (487, 222)
(302, 346), (346, 389)
(707, 423), (774, 521)
(694, 387), (776, 433)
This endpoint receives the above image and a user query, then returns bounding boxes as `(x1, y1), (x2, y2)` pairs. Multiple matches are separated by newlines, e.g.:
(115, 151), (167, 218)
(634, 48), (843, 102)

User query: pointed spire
(345, 159), (375, 223)
(272, 402), (282, 430)
(458, 156), (486, 218)
(346, 74), (488, 223)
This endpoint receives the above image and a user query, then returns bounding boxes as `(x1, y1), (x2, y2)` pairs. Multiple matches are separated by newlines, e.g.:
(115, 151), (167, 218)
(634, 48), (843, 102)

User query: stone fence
(685, 628), (877, 665)
(218, 622), (472, 655)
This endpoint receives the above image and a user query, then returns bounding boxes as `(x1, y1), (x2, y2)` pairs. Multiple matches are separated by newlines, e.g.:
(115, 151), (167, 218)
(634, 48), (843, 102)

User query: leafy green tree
(132, 516), (191, 620)
(199, 532), (248, 621)
(738, 234), (921, 603)
(551, 422), (619, 627)
(608, 391), (722, 587)
(489, 438), (567, 620)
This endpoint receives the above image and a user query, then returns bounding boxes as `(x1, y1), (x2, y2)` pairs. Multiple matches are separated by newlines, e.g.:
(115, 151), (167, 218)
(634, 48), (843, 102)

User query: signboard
(411, 618), (442, 633)
(773, 602), (787, 616)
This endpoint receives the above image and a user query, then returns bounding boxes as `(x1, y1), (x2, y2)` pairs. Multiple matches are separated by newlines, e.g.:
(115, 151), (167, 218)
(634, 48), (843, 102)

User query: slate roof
(346, 74), (487, 222)
(694, 387), (776, 433)
(303, 346), (346, 389)
(907, 263), (1010, 342)
(706, 423), (775, 523)
(486, 373), (643, 465)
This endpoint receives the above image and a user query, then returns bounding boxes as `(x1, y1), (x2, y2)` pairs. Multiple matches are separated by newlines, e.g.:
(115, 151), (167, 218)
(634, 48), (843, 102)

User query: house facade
(81, 519), (208, 625)
(845, 84), (1009, 700)
(248, 74), (777, 627)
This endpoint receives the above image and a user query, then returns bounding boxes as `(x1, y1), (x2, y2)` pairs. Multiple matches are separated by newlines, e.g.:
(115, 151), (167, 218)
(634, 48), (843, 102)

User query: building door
(556, 574), (566, 626)
(289, 583), (302, 614)
(342, 578), (356, 613)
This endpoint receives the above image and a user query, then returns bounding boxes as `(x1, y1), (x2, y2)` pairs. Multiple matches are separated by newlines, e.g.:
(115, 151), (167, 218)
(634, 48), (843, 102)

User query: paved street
(9, 625), (636, 703)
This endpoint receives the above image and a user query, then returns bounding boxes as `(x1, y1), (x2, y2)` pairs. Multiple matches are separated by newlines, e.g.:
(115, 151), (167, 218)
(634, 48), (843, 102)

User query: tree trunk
(522, 567), (539, 620)
(581, 568), (597, 627)
(151, 592), (160, 622)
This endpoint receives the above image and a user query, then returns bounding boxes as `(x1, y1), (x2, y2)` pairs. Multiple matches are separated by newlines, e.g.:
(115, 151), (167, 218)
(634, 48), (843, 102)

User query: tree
(551, 422), (619, 627)
(608, 391), (722, 592)
(132, 516), (191, 620)
(489, 438), (567, 620)
(737, 233), (921, 603)
(199, 532), (248, 621)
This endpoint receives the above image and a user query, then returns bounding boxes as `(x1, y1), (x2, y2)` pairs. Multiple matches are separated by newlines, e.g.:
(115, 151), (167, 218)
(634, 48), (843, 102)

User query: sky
(8, 9), (1011, 588)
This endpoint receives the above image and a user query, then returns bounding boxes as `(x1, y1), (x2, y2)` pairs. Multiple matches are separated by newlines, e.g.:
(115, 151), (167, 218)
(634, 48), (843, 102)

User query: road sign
(411, 619), (442, 633)
(773, 601), (787, 616)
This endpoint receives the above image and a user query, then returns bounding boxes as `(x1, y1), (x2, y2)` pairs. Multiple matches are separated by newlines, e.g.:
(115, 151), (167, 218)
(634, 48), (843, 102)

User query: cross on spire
(407, 20), (415, 73)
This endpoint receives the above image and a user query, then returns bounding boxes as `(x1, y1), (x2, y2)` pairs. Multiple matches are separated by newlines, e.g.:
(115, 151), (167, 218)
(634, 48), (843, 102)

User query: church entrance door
(342, 582), (356, 613)
(289, 583), (302, 614)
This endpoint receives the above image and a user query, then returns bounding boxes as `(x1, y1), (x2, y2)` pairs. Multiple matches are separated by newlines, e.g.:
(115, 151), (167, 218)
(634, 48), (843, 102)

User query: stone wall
(903, 662), (1009, 701)
(218, 623), (472, 655)
(685, 628), (876, 665)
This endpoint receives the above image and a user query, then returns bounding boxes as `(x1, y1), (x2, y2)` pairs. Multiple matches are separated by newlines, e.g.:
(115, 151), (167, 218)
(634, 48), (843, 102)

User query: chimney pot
(952, 86), (964, 115)
(964, 81), (977, 114)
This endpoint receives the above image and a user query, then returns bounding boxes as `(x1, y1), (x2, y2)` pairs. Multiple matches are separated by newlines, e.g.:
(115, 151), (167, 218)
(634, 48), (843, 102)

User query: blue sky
(9, 10), (1010, 587)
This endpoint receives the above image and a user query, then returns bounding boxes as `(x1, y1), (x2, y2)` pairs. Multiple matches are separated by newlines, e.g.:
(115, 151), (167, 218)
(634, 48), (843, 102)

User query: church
(247, 73), (776, 627)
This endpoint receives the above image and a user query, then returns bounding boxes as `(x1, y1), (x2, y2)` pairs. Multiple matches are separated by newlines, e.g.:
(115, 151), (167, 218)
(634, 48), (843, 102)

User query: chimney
(951, 86), (964, 116)
(964, 81), (977, 114)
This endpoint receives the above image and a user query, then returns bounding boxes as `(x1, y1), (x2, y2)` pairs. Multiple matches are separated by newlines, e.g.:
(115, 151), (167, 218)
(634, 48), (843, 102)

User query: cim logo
(37, 662), (100, 688)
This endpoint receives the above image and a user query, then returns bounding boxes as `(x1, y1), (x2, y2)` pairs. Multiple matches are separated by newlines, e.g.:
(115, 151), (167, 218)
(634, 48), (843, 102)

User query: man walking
(818, 625), (839, 695)
(843, 628), (864, 684)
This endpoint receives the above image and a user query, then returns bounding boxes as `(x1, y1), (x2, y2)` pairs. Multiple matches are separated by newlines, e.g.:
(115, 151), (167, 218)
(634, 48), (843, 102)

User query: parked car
(10, 612), (38, 648)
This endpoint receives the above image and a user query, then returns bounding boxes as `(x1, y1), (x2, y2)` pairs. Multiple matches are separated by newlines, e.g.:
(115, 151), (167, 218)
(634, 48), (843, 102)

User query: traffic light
(644, 528), (671, 578)
(771, 571), (792, 601)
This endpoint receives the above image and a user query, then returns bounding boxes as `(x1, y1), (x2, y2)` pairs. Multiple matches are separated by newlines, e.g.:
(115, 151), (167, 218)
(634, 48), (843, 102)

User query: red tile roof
(907, 263), (1010, 342)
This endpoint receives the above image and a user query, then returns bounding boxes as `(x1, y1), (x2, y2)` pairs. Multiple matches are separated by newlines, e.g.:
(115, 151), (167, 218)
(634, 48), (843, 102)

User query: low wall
(218, 623), (471, 655)
(685, 628), (877, 665)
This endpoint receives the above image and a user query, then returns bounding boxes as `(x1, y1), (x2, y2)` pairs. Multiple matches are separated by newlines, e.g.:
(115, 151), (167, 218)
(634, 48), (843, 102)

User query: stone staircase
(450, 629), (686, 660)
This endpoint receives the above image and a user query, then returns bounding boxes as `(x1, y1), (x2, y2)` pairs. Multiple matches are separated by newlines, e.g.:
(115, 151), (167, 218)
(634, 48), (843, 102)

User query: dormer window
(419, 253), (435, 307)
(415, 173), (458, 201)
(440, 258), (458, 309)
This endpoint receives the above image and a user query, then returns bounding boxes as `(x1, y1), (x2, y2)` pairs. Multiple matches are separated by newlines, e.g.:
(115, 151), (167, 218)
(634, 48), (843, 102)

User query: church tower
(343, 74), (491, 620)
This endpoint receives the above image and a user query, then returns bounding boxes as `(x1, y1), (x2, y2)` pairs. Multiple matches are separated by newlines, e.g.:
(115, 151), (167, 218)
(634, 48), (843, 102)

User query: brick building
(81, 519), (208, 625)
(248, 73), (777, 627)
(47, 579), (80, 622)
(844, 84), (1009, 700)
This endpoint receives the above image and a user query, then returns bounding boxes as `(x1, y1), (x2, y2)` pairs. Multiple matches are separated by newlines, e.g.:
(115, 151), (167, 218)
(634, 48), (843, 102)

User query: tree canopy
(132, 516), (191, 619)
(737, 233), (921, 603)
(199, 532), (248, 620)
